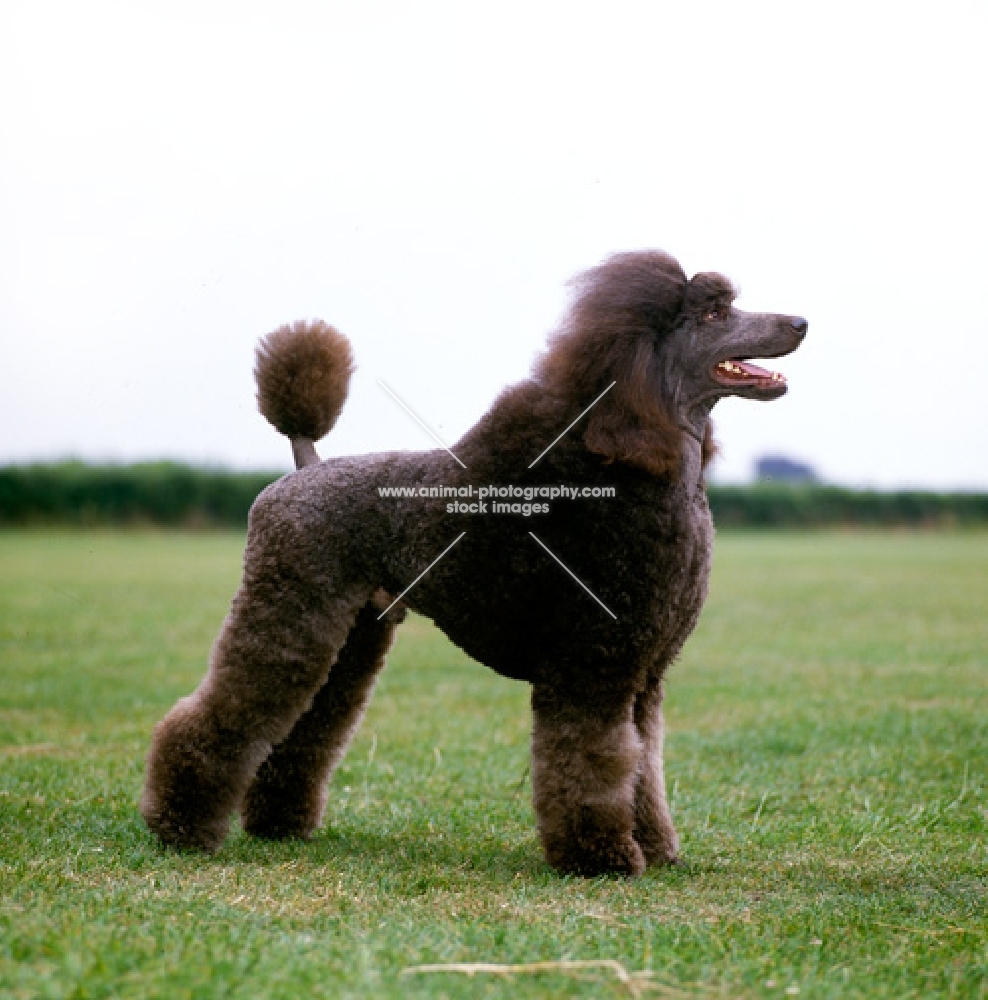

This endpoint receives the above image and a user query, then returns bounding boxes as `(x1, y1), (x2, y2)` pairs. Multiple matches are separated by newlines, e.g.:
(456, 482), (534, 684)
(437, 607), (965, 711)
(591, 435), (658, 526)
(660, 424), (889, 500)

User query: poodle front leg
(241, 600), (405, 840)
(141, 575), (367, 853)
(530, 688), (645, 877)
(633, 678), (680, 866)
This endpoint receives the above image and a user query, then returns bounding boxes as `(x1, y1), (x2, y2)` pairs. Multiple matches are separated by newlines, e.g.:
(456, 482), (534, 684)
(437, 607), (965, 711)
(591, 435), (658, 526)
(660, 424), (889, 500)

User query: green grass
(0, 529), (986, 998)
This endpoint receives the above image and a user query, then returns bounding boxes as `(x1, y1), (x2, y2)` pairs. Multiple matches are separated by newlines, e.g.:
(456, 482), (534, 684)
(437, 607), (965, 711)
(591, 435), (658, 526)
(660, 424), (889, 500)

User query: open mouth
(712, 358), (787, 389)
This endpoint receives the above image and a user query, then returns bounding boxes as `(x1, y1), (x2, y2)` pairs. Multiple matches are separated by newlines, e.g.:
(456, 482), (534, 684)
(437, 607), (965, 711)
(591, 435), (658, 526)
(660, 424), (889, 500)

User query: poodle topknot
(141, 249), (806, 876)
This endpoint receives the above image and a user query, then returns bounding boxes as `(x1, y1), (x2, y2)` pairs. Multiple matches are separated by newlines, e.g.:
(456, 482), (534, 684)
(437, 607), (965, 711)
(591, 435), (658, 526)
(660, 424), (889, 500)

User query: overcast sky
(2, 1), (986, 487)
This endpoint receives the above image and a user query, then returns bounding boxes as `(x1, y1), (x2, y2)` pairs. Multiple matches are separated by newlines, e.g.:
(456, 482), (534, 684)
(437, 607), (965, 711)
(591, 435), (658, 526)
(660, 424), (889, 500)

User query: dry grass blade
(401, 959), (693, 998)
(0, 744), (64, 756)
(582, 910), (632, 928)
(874, 921), (978, 937)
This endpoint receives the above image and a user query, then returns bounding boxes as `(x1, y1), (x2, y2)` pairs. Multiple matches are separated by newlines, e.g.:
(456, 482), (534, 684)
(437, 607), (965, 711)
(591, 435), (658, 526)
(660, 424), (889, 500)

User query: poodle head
(666, 271), (807, 415)
(536, 251), (806, 476)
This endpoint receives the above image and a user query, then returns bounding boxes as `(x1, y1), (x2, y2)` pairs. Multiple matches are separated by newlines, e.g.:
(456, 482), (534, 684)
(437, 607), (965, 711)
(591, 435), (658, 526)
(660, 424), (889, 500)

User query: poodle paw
(635, 821), (680, 868)
(546, 834), (646, 878)
(240, 813), (317, 842)
(641, 842), (681, 868)
(141, 805), (229, 854)
(646, 851), (681, 868)
(240, 782), (325, 841)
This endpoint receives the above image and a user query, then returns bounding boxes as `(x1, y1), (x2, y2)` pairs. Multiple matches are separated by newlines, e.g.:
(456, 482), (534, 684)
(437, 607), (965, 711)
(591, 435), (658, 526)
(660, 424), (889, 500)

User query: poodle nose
(790, 316), (808, 337)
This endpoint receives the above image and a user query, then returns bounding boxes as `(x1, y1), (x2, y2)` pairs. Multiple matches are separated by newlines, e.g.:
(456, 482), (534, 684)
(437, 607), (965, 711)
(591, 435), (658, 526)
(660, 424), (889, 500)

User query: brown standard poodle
(141, 250), (806, 876)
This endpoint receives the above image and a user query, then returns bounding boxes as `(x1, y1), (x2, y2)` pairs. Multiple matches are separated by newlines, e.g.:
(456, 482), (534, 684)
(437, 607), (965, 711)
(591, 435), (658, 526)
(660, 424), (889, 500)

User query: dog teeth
(717, 360), (785, 382)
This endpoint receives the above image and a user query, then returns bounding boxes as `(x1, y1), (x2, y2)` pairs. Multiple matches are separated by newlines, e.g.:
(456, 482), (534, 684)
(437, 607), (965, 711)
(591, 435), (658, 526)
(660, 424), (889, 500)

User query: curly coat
(141, 250), (806, 876)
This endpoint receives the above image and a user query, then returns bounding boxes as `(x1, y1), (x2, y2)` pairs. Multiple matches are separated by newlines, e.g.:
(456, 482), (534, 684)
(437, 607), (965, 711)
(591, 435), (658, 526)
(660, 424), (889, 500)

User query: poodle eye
(703, 308), (722, 323)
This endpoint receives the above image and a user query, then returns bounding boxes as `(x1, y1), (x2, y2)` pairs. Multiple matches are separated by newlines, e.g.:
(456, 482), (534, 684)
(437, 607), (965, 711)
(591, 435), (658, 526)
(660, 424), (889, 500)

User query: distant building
(755, 455), (818, 483)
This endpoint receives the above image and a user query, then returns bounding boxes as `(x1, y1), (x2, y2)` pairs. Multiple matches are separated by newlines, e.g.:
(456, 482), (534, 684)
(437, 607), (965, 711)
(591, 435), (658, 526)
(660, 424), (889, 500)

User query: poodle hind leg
(633, 677), (680, 866)
(531, 686), (645, 877)
(140, 523), (370, 852)
(241, 598), (405, 840)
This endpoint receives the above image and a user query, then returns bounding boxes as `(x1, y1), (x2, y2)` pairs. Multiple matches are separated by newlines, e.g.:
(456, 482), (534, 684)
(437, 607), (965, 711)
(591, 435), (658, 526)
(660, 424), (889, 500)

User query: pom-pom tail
(254, 320), (354, 468)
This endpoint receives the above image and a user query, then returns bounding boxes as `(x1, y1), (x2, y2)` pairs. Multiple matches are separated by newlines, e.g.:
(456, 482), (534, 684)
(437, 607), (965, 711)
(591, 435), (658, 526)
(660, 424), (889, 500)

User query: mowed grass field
(0, 529), (985, 999)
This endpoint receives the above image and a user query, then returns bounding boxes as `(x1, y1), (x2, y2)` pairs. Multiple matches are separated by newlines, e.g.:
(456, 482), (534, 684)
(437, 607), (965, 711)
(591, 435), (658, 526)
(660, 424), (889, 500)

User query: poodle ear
(534, 251), (690, 476)
(583, 337), (683, 476)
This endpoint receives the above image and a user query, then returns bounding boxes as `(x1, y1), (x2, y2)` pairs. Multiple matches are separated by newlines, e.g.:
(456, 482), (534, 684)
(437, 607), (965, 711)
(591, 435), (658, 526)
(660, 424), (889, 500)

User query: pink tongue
(735, 359), (774, 378)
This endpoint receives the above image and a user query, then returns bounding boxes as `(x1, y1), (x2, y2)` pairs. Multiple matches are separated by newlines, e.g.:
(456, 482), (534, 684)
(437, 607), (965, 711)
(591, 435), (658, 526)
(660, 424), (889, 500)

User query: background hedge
(1, 462), (987, 527)
(0, 463), (280, 527)
(706, 484), (988, 527)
